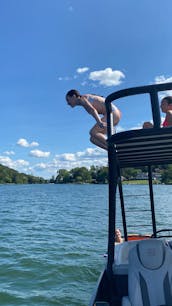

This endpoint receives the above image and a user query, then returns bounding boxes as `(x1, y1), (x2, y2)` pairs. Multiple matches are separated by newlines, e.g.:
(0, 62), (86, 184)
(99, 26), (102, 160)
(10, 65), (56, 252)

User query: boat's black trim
(148, 166), (157, 238)
(106, 82), (172, 136)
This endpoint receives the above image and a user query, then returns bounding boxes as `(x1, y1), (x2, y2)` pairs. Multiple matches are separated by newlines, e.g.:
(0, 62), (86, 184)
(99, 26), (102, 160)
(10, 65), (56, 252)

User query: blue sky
(0, 0), (172, 178)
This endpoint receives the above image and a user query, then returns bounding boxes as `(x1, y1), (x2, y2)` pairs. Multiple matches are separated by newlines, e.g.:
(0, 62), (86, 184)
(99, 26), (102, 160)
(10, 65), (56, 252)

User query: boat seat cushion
(138, 238), (165, 269)
(122, 239), (172, 306)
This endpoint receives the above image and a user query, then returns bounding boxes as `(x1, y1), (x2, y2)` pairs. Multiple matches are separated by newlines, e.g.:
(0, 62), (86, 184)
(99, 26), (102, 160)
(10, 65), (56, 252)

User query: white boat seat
(122, 239), (172, 306)
(113, 241), (138, 273)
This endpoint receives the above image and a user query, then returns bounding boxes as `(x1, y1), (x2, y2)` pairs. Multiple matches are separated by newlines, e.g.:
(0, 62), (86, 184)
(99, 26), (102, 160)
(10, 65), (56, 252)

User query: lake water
(1, 184), (172, 306)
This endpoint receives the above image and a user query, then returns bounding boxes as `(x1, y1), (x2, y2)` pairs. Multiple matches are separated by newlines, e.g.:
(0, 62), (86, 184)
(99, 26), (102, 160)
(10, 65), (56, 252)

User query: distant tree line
(52, 164), (172, 184)
(53, 166), (108, 184)
(0, 164), (47, 184)
(1, 163), (172, 185)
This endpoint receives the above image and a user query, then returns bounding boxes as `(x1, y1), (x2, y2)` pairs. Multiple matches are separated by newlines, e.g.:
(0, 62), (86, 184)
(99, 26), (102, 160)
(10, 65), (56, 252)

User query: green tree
(122, 168), (141, 180)
(96, 166), (108, 184)
(56, 169), (71, 183)
(161, 165), (172, 184)
(70, 167), (91, 183)
(0, 164), (47, 184)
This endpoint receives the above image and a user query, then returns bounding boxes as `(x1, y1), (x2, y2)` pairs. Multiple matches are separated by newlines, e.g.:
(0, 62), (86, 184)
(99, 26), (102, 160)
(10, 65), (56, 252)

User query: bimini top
(105, 82), (172, 168)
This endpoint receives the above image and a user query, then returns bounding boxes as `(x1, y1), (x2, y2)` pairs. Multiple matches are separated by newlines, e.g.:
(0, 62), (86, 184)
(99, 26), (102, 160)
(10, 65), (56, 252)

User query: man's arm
(79, 97), (105, 128)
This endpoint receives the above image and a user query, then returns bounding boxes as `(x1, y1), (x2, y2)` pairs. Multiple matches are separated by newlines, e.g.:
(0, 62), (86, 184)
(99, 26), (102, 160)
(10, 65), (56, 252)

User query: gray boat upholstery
(112, 241), (139, 300)
(115, 241), (139, 265)
(122, 239), (172, 306)
(113, 241), (138, 275)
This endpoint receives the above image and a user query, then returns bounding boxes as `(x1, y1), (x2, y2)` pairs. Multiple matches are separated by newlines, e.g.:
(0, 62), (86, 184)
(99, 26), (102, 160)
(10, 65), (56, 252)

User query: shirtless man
(66, 89), (121, 150)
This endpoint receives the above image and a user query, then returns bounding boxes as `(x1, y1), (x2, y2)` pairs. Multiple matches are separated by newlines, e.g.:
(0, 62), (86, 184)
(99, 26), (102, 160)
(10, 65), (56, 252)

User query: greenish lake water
(0, 184), (172, 305)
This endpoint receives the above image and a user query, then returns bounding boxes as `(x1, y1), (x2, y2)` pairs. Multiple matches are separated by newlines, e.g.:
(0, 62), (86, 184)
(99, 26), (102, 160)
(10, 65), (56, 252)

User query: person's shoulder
(166, 110), (172, 123)
(166, 110), (172, 121)
(83, 94), (95, 100)
(85, 93), (104, 99)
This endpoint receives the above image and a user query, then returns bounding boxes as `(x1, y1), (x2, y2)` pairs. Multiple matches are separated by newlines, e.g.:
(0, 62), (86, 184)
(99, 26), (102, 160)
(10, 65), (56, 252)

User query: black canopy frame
(105, 82), (172, 279)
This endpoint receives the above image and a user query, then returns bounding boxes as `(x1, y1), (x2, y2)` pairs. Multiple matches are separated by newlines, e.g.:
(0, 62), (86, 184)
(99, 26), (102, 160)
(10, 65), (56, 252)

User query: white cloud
(60, 153), (76, 161)
(58, 66), (125, 87)
(154, 75), (172, 97)
(155, 75), (172, 84)
(17, 138), (39, 148)
(76, 67), (89, 74)
(30, 149), (50, 158)
(17, 139), (29, 147)
(76, 147), (104, 157)
(0, 156), (13, 167)
(28, 148), (106, 177)
(3, 150), (15, 156)
(89, 68), (125, 86)
(34, 163), (47, 170)
(0, 147), (108, 179)
(0, 156), (29, 170)
(30, 141), (39, 147)
(15, 159), (29, 166)
(53, 147), (107, 170)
